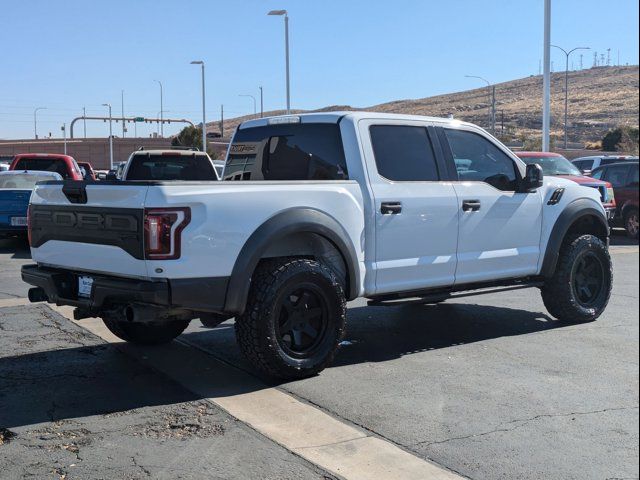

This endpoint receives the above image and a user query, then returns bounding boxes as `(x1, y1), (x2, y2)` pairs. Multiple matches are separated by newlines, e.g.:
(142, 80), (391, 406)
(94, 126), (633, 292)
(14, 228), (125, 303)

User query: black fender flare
(224, 208), (361, 315)
(540, 199), (610, 278)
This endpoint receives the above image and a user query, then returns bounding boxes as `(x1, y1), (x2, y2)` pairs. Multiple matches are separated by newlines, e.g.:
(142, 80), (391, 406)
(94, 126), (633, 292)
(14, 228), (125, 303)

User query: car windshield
(0, 173), (58, 189)
(126, 154), (217, 181)
(519, 155), (581, 176)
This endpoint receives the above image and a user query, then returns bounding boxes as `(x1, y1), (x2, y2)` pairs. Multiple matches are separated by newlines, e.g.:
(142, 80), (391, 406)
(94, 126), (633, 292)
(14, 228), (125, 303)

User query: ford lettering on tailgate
(29, 205), (144, 259)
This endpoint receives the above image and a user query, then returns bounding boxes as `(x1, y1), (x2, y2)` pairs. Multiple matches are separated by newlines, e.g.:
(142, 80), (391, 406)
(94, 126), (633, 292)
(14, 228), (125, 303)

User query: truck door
(437, 126), (543, 284)
(358, 119), (459, 295)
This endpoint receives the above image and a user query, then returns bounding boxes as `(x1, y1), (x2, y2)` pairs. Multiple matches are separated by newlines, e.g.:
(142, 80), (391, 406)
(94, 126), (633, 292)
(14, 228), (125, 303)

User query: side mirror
(522, 163), (543, 192)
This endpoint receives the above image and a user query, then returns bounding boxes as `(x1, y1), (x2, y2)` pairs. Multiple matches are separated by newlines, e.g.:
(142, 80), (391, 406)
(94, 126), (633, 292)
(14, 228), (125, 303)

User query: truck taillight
(143, 208), (190, 260)
(27, 206), (32, 246)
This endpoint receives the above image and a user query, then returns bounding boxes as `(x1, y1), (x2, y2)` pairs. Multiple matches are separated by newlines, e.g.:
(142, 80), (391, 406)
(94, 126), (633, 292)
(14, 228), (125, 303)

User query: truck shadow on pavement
(0, 237), (30, 259)
(0, 301), (568, 430)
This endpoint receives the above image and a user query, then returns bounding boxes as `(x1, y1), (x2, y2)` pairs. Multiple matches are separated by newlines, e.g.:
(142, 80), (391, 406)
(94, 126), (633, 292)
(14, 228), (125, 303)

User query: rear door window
(369, 125), (440, 181)
(603, 165), (630, 188)
(14, 158), (69, 178)
(225, 123), (348, 181)
(126, 154), (217, 181)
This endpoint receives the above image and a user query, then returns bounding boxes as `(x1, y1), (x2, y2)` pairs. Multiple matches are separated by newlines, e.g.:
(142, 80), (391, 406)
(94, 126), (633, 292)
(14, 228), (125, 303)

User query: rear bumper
(21, 264), (229, 314)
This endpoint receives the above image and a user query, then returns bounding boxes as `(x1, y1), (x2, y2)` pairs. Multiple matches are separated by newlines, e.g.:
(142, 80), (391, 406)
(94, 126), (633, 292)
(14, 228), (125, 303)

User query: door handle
(381, 202), (402, 215)
(462, 200), (481, 212)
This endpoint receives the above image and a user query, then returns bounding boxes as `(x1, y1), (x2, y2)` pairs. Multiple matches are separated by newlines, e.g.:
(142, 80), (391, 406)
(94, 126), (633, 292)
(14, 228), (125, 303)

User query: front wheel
(235, 258), (346, 380)
(624, 208), (639, 239)
(541, 234), (612, 323)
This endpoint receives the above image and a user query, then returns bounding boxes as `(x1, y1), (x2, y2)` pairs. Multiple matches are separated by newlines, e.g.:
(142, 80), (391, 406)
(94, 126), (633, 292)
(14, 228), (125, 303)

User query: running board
(367, 282), (544, 307)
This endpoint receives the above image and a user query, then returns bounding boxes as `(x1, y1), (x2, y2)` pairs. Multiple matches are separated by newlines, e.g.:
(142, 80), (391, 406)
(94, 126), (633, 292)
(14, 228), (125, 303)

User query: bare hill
(213, 65), (638, 145)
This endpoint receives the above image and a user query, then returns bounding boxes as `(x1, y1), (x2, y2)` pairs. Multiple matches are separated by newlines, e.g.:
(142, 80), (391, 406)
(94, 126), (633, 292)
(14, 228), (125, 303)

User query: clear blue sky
(1, 0), (638, 139)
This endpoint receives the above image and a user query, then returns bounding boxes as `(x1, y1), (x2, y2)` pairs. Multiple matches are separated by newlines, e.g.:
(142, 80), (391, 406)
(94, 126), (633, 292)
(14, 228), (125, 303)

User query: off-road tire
(102, 317), (189, 345)
(541, 234), (612, 323)
(624, 208), (639, 239)
(235, 258), (347, 380)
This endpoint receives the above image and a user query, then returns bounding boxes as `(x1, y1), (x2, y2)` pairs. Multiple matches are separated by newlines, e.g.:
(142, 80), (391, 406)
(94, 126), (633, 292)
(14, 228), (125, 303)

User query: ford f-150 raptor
(22, 112), (613, 379)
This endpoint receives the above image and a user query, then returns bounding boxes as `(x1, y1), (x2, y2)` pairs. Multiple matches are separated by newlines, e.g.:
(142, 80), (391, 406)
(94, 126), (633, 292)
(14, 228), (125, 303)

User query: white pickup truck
(22, 112), (613, 379)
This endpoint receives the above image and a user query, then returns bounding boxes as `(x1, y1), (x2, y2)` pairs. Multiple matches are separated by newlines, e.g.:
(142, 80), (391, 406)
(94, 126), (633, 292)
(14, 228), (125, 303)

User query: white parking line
(48, 305), (464, 480)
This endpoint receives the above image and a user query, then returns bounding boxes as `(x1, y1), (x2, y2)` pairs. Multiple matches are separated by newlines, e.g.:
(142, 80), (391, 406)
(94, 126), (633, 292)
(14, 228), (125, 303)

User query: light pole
(239, 94), (257, 118)
(34, 107), (46, 139)
(154, 80), (164, 137)
(551, 44), (590, 149)
(259, 86), (264, 118)
(61, 124), (67, 155)
(268, 10), (290, 114)
(542, 0), (551, 152)
(82, 107), (87, 138)
(121, 90), (126, 138)
(465, 75), (495, 134)
(102, 103), (114, 169)
(190, 61), (207, 153)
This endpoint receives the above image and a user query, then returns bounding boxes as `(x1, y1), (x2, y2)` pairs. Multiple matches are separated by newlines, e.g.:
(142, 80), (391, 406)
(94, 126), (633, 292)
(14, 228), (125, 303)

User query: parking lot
(0, 233), (637, 480)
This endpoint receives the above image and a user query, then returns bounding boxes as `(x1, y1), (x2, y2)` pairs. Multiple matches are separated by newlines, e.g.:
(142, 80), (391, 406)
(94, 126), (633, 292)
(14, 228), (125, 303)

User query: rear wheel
(102, 317), (189, 345)
(235, 258), (346, 380)
(624, 208), (639, 239)
(541, 234), (612, 323)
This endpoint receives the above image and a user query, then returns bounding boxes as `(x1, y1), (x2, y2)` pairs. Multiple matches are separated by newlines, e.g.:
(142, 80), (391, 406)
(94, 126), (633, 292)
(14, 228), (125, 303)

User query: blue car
(0, 170), (62, 238)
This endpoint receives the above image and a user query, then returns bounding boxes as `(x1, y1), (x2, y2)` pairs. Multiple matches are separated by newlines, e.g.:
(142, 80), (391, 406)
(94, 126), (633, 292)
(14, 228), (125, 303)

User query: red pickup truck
(10, 154), (84, 181)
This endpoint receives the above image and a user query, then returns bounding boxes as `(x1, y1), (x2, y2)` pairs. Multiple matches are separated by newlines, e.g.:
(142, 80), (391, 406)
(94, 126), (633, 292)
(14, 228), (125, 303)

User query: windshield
(0, 173), (58, 189)
(126, 154), (217, 181)
(13, 158), (71, 178)
(519, 155), (581, 176)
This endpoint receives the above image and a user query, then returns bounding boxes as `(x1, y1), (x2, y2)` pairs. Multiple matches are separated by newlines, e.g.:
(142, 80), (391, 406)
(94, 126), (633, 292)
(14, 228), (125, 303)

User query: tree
(172, 125), (202, 150)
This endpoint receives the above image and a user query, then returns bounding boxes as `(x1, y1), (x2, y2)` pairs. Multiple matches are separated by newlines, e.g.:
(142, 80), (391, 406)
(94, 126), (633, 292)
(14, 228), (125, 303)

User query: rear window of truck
(126, 154), (217, 181)
(225, 123), (348, 181)
(13, 158), (71, 178)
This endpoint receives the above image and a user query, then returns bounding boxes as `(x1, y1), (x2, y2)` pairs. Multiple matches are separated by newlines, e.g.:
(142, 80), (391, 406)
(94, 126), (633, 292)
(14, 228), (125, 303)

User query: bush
(602, 126), (639, 153)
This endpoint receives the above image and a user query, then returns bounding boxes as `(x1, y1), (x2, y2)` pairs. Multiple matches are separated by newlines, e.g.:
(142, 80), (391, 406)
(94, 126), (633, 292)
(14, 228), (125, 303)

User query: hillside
(212, 65), (638, 145)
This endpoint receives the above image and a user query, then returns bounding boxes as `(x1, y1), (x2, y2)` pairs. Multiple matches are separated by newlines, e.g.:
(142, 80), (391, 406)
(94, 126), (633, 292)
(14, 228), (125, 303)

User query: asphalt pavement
(0, 233), (638, 479)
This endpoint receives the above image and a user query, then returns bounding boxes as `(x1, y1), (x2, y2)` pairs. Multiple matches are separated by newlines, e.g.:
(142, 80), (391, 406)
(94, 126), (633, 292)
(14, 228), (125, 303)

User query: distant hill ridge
(213, 65), (638, 144)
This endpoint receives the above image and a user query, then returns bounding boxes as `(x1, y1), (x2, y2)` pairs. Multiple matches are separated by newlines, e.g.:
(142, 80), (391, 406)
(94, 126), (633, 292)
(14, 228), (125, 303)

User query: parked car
(23, 112), (613, 379)
(77, 162), (96, 181)
(572, 155), (639, 175)
(591, 162), (639, 238)
(0, 171), (62, 238)
(9, 153), (83, 180)
(119, 149), (218, 181)
(0, 164), (9, 172)
(516, 152), (616, 219)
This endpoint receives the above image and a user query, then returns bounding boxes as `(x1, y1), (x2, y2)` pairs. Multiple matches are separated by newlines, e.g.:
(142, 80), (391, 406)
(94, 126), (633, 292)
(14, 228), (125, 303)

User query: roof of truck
(239, 111), (473, 130)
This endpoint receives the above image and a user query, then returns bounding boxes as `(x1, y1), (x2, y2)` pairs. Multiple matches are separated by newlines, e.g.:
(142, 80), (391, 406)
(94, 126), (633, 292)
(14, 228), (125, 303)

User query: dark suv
(592, 161), (639, 238)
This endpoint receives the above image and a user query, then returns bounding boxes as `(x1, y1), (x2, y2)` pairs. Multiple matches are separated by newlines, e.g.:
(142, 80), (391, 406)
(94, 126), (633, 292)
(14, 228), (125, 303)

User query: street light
(190, 61), (207, 153)
(34, 107), (46, 139)
(542, 0), (551, 152)
(268, 9), (290, 114)
(551, 44), (590, 149)
(465, 75), (495, 134)
(239, 94), (257, 118)
(154, 80), (164, 137)
(102, 103), (114, 170)
(259, 86), (264, 118)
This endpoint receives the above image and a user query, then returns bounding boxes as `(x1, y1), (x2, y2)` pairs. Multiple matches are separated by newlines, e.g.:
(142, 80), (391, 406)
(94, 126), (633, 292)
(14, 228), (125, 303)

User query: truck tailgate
(29, 182), (150, 278)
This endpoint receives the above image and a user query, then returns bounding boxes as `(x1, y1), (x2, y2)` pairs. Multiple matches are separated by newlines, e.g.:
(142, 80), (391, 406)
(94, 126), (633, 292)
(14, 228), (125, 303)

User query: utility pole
(268, 10), (291, 114)
(552, 44), (590, 149)
(593, 52), (598, 67)
(190, 61), (206, 153)
(259, 86), (264, 118)
(542, 0), (551, 152)
(121, 90), (126, 138)
(154, 80), (164, 137)
(239, 94), (257, 118)
(102, 103), (114, 169)
(83, 107), (87, 138)
(579, 54), (583, 70)
(220, 104), (224, 137)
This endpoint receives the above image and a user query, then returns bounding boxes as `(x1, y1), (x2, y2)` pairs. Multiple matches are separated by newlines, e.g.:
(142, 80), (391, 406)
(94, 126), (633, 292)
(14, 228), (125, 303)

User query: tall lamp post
(259, 86), (264, 118)
(542, 0), (551, 152)
(154, 80), (164, 137)
(268, 9), (290, 114)
(551, 44), (590, 149)
(239, 94), (257, 118)
(34, 107), (46, 139)
(190, 61), (207, 153)
(465, 75), (495, 134)
(102, 103), (114, 169)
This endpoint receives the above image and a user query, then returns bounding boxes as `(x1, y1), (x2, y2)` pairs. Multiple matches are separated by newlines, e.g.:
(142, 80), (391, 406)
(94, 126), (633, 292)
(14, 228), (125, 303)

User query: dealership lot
(1, 235), (638, 480)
